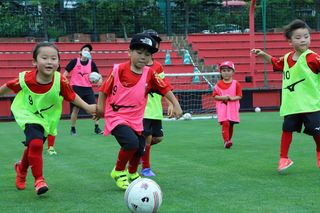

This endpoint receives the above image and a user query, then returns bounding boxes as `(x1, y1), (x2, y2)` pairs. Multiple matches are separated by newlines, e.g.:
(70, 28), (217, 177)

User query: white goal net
(163, 72), (220, 119)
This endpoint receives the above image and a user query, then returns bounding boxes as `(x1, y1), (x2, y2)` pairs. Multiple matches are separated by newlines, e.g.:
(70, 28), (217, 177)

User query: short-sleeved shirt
(65, 58), (99, 73)
(212, 80), (242, 97)
(271, 51), (320, 73)
(99, 61), (171, 96)
(6, 69), (76, 102)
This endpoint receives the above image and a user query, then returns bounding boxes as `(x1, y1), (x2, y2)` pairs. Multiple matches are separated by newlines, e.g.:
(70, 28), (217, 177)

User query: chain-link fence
(0, 0), (319, 41)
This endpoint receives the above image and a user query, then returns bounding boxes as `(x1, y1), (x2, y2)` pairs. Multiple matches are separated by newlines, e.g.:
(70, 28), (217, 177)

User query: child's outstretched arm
(251, 49), (273, 64)
(164, 91), (182, 119)
(96, 91), (106, 119)
(0, 84), (11, 96)
(72, 94), (96, 117)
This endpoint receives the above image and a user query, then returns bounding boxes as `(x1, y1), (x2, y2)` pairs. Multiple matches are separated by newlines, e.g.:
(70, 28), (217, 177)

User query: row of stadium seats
(187, 32), (320, 89)
(0, 46), (201, 93)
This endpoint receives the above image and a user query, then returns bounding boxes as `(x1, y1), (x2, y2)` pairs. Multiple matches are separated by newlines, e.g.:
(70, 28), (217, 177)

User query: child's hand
(251, 49), (264, 56)
(167, 104), (174, 117)
(86, 104), (97, 117)
(172, 104), (183, 119)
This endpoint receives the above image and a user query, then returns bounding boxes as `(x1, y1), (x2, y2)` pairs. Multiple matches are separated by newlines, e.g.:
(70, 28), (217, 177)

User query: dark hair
(81, 44), (93, 51)
(283, 19), (310, 39)
(32, 42), (60, 61)
(142, 29), (162, 44)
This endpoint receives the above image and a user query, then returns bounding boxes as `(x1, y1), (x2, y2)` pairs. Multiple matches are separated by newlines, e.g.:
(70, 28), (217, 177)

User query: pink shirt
(104, 64), (149, 135)
(214, 80), (240, 123)
(70, 58), (92, 87)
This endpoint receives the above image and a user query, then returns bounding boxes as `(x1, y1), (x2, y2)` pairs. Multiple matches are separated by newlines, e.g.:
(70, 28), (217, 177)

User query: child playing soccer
(96, 33), (182, 190)
(141, 29), (174, 177)
(212, 61), (242, 149)
(251, 19), (320, 173)
(0, 42), (96, 195)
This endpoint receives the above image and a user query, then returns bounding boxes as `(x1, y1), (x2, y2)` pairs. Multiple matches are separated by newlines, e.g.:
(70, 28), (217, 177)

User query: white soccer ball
(89, 72), (101, 84)
(124, 178), (163, 213)
(255, 107), (261, 113)
(183, 112), (192, 120)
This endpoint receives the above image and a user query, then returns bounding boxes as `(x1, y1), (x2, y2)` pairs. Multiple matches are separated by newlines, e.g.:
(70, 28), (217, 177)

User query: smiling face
(33, 46), (60, 79)
(289, 28), (310, 54)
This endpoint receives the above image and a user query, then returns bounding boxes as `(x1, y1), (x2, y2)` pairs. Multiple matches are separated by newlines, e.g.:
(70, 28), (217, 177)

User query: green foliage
(0, 0), (319, 38)
(0, 3), (31, 37)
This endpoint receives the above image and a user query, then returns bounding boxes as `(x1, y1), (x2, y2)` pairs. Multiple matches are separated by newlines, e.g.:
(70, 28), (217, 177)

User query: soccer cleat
(317, 152), (320, 168)
(34, 178), (48, 195)
(278, 158), (293, 173)
(47, 146), (57, 155)
(127, 171), (141, 182)
(70, 128), (76, 136)
(110, 168), (129, 190)
(141, 168), (156, 177)
(224, 141), (233, 149)
(14, 161), (27, 190)
(94, 126), (103, 135)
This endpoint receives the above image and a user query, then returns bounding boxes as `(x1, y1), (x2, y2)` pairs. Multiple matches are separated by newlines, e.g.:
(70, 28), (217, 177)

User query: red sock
(221, 121), (230, 142)
(313, 135), (320, 152)
(280, 131), (292, 158)
(28, 139), (44, 180)
(229, 124), (234, 140)
(20, 147), (29, 173)
(128, 154), (140, 174)
(115, 149), (137, 171)
(141, 145), (151, 169)
(47, 135), (55, 148)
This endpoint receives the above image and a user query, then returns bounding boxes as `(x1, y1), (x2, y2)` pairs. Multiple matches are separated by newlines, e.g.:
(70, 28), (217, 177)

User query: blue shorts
(143, 119), (163, 137)
(283, 111), (320, 135)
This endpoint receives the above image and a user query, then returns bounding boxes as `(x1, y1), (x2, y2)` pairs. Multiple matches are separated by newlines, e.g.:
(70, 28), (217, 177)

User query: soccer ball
(183, 112), (192, 120)
(89, 72), (101, 84)
(124, 178), (163, 213)
(255, 107), (261, 113)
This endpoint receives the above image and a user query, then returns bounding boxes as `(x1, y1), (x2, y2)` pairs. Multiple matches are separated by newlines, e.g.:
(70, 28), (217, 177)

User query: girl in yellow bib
(251, 19), (320, 173)
(0, 42), (96, 195)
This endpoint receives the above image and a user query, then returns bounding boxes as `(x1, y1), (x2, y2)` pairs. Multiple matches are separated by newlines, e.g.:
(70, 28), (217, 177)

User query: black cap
(142, 29), (162, 43)
(81, 44), (93, 51)
(129, 33), (158, 54)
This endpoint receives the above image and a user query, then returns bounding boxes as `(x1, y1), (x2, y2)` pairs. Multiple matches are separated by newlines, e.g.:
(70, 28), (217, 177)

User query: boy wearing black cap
(141, 29), (174, 177)
(96, 33), (182, 190)
(63, 43), (103, 135)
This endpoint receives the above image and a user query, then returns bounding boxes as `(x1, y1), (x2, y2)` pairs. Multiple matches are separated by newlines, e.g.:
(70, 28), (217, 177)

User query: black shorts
(23, 124), (46, 146)
(143, 119), (164, 137)
(70, 85), (96, 108)
(111, 125), (146, 156)
(283, 111), (320, 135)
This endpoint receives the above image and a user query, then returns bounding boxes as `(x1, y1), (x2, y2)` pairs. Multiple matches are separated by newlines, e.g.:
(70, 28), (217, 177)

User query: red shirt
(6, 69), (76, 102)
(100, 61), (172, 96)
(212, 80), (242, 97)
(148, 60), (173, 90)
(271, 51), (320, 73)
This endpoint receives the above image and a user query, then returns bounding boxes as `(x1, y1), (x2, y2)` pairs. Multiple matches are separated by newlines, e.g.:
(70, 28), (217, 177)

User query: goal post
(163, 72), (220, 119)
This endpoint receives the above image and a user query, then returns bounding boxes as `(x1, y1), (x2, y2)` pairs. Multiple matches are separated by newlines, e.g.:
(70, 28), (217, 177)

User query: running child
(251, 19), (320, 173)
(96, 33), (182, 190)
(141, 29), (174, 177)
(0, 42), (96, 195)
(212, 61), (242, 149)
